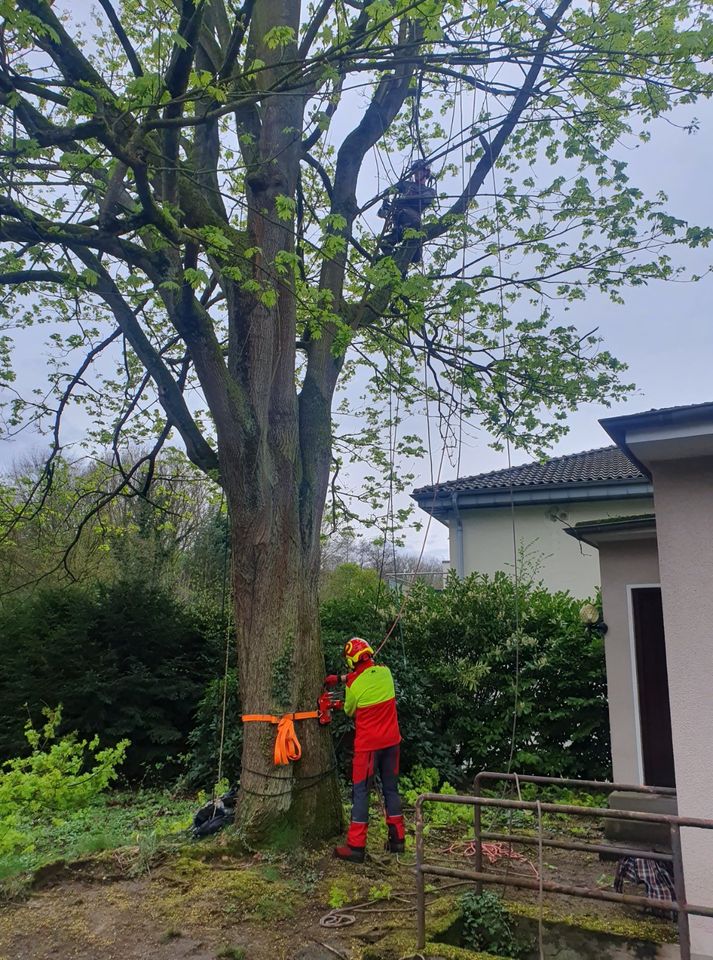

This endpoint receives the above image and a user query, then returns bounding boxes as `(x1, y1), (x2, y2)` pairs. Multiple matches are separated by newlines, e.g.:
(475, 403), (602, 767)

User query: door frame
(626, 583), (675, 786)
(626, 582), (661, 785)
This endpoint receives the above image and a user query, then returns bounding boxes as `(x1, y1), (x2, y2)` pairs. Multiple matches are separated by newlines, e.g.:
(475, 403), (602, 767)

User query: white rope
(482, 85), (522, 773)
(536, 799), (545, 960)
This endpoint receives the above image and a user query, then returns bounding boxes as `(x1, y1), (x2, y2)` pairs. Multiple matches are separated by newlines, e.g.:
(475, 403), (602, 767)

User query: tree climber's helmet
(344, 637), (374, 670)
(410, 159), (432, 179)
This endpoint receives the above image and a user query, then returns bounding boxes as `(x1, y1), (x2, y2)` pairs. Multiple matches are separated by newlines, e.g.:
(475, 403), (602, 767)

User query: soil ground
(0, 817), (677, 960)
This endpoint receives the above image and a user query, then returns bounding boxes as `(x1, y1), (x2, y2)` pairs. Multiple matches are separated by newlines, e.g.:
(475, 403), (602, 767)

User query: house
(567, 401), (713, 960)
(412, 447), (653, 597)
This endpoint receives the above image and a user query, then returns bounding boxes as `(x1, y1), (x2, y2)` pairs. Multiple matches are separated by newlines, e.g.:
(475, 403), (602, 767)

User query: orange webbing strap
(241, 712), (319, 766)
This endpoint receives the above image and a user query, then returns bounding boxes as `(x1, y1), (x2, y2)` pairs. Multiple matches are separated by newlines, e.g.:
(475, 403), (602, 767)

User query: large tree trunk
(224, 458), (343, 845)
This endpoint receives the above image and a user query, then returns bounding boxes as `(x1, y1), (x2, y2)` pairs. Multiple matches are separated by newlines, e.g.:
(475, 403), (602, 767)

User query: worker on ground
(328, 637), (405, 863)
(378, 159), (436, 264)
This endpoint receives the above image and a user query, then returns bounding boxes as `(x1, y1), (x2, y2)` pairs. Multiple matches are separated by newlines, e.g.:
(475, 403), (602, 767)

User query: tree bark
(224, 450), (343, 845)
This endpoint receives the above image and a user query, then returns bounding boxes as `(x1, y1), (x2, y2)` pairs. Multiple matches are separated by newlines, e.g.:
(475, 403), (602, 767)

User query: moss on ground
(359, 894), (514, 960)
(147, 853), (306, 928)
(0, 821), (680, 960)
(508, 900), (678, 944)
(361, 932), (514, 960)
(365, 890), (678, 960)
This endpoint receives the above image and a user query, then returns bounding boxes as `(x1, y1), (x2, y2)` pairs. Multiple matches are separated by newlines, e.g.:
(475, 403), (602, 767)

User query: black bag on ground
(191, 786), (237, 839)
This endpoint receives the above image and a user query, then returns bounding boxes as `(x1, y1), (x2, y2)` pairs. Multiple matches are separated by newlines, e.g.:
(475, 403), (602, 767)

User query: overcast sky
(1, 5), (712, 562)
(408, 98), (713, 558)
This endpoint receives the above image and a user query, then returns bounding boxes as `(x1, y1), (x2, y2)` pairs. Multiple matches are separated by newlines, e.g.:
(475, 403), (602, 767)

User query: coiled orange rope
(241, 712), (319, 765)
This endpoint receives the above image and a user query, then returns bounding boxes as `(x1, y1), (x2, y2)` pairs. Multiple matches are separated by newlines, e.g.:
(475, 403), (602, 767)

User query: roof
(413, 445), (646, 500)
(604, 400), (713, 419)
(600, 401), (713, 476)
(565, 513), (657, 548)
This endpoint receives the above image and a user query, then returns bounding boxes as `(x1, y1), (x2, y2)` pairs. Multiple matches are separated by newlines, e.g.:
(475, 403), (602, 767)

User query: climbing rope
(536, 800), (545, 960)
(214, 493), (232, 800)
(441, 838), (539, 880)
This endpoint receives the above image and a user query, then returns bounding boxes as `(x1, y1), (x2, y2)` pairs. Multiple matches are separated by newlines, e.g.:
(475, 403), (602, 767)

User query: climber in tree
(378, 159), (437, 264)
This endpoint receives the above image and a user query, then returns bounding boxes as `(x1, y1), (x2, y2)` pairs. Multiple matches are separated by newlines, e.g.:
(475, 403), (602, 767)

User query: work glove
(324, 674), (340, 688)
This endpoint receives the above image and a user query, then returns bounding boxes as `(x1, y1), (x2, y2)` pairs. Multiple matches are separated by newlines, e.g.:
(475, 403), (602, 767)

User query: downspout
(451, 492), (465, 577)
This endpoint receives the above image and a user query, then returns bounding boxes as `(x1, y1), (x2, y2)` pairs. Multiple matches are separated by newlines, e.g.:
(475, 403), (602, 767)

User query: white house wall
(448, 498), (654, 597)
(651, 456), (713, 960)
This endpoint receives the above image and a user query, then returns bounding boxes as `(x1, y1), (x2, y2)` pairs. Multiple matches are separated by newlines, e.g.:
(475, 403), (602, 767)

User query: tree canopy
(2, 1), (711, 492)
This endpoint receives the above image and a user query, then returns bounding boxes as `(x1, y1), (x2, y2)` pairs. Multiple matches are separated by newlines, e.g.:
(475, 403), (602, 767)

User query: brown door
(631, 587), (676, 788)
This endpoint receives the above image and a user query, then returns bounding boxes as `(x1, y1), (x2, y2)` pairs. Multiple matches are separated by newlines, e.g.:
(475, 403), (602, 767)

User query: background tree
(0, 0), (711, 842)
(0, 448), (219, 591)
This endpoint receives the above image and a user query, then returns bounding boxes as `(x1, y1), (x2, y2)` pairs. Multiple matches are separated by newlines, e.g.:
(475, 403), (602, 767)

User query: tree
(0, 448), (219, 591)
(0, 0), (711, 843)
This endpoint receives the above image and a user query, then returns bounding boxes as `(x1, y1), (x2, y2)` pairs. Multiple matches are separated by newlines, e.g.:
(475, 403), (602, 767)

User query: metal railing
(473, 772), (677, 889)
(415, 775), (713, 959)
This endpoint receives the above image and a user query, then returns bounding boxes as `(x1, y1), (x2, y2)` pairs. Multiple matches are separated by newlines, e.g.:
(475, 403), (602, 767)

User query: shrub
(460, 890), (529, 958)
(388, 572), (610, 782)
(400, 766), (471, 828)
(321, 569), (611, 784)
(0, 706), (128, 858)
(0, 579), (217, 781)
(180, 669), (241, 789)
(0, 564), (610, 793)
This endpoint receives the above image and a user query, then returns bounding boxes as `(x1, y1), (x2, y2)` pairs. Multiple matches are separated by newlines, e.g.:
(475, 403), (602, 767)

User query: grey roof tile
(413, 445), (647, 498)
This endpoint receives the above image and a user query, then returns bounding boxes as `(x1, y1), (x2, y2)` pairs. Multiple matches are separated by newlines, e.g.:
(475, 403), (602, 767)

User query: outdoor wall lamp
(579, 602), (608, 636)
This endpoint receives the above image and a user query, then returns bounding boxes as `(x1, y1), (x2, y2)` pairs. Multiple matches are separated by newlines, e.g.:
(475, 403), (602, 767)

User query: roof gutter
(565, 514), (657, 549)
(451, 491), (465, 577)
(415, 480), (652, 516)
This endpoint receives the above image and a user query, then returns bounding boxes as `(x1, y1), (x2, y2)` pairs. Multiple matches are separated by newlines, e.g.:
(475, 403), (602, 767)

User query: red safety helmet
(344, 637), (374, 670)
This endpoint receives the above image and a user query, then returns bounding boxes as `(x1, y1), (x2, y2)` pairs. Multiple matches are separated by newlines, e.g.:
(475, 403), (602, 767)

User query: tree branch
(0, 195), (167, 278)
(74, 251), (219, 476)
(96, 0), (144, 78)
(219, 0), (257, 80)
(298, 0), (334, 59)
(18, 0), (114, 92)
(301, 151), (334, 203)
(430, 0), (573, 237)
(0, 269), (69, 285)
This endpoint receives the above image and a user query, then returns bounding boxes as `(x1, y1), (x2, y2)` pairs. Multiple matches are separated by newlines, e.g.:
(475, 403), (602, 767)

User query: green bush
(0, 562), (610, 794)
(400, 766), (471, 828)
(388, 572), (610, 782)
(321, 568), (610, 784)
(0, 706), (128, 858)
(180, 669), (241, 789)
(460, 890), (529, 958)
(0, 579), (217, 781)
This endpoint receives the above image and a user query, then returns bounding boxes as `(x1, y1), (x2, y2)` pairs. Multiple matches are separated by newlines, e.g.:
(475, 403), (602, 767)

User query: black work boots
(333, 844), (365, 864)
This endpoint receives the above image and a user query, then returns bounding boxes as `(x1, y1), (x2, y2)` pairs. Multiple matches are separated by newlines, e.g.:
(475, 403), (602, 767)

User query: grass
(0, 789), (195, 889)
